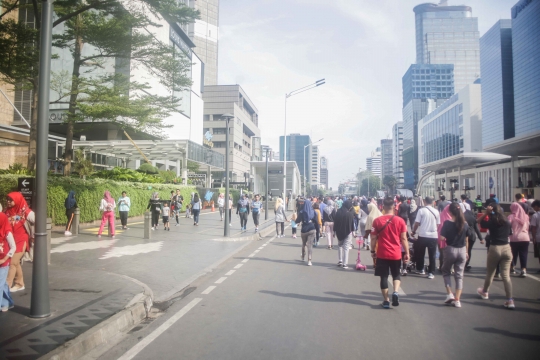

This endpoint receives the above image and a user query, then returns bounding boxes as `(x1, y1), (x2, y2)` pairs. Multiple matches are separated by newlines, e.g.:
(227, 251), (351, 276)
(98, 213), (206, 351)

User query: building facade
(311, 145), (320, 190)
(480, 20), (514, 149)
(402, 64), (455, 107)
(419, 84), (483, 167)
(366, 148), (382, 178)
(186, 0), (219, 86)
(380, 139), (393, 181)
(320, 156), (329, 190)
(202, 85), (260, 182)
(279, 134), (312, 182)
(511, 0), (540, 138)
(413, 1), (481, 92)
(392, 122), (404, 188)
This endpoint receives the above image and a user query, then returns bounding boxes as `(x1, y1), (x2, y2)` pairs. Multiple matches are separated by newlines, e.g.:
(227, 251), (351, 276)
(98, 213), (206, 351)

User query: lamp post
(303, 138), (323, 196)
(265, 147), (269, 220)
(222, 113), (234, 237)
(30, 0), (54, 318)
(283, 79), (325, 203)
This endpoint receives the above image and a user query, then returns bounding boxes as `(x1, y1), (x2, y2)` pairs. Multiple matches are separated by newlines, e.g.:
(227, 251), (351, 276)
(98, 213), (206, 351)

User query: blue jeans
(0, 265), (14, 309)
(193, 209), (200, 224)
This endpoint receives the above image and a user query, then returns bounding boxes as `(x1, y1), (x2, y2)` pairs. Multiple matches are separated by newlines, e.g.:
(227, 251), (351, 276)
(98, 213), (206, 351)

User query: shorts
(374, 258), (401, 279)
(162, 216), (169, 223)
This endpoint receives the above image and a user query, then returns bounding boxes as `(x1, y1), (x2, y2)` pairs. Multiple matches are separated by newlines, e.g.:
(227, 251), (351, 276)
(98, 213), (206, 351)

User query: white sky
(217, 0), (516, 189)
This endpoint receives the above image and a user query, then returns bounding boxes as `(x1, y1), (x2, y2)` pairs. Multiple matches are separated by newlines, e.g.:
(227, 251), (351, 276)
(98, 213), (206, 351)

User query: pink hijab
(103, 191), (114, 205)
(437, 204), (452, 249)
(509, 202), (528, 226)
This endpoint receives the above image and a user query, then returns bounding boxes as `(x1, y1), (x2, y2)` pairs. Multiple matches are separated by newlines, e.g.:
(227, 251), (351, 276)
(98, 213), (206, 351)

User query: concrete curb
(40, 288), (153, 360)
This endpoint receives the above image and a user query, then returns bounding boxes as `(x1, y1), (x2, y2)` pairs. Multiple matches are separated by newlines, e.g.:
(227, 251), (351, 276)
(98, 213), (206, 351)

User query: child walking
(185, 202), (191, 218)
(291, 212), (298, 239)
(163, 203), (171, 231)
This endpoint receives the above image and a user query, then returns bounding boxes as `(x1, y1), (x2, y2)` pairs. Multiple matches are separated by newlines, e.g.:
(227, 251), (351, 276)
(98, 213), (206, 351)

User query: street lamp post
(303, 138), (323, 196)
(30, 0), (54, 318)
(265, 147), (269, 220)
(283, 79), (325, 205)
(222, 113), (234, 237)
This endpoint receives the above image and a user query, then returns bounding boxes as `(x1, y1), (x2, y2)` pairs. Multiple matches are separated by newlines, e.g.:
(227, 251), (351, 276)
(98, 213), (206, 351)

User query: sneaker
(401, 269), (407, 276)
(151, 227), (155, 231)
(392, 292), (399, 307)
(255, 228), (258, 232)
(510, 268), (517, 275)
(111, 235), (115, 239)
(504, 299), (515, 309)
(465, 265), (472, 272)
(415, 269), (426, 275)
(229, 223), (232, 226)
(477, 287), (489, 300)
(452, 300), (462, 308)
(520, 270), (527, 278)
(97, 234), (102, 238)
(307, 261), (312, 266)
(10, 285), (25, 293)
(381, 301), (390, 309)
(366, 245), (370, 250)
(342, 265), (349, 269)
(444, 293), (455, 305)
(337, 262), (343, 267)
(301, 255), (305, 262)
(64, 231), (72, 236)
(1, 305), (14, 312)
(427, 273), (434, 279)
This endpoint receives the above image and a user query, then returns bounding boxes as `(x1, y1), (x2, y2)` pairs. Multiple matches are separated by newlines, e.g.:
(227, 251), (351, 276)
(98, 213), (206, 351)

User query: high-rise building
(419, 84), (483, 166)
(366, 148), (382, 178)
(480, 20), (514, 149)
(261, 145), (274, 162)
(279, 134), (312, 182)
(511, 0), (540, 138)
(202, 85), (260, 181)
(392, 122), (404, 188)
(380, 139), (393, 182)
(413, 1), (481, 92)
(402, 64), (455, 107)
(311, 145), (320, 190)
(187, 0), (219, 86)
(320, 156), (329, 189)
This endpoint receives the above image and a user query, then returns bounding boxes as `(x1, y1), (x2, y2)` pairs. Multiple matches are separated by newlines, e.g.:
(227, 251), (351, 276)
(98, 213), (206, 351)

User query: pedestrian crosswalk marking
(51, 240), (117, 253)
(100, 242), (164, 260)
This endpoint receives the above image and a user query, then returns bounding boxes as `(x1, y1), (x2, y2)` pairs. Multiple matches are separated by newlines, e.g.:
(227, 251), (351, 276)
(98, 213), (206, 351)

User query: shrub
(138, 163), (159, 174)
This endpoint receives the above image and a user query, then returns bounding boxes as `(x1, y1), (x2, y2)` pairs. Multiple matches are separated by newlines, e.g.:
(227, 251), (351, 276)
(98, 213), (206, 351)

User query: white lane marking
(248, 254), (255, 257)
(51, 240), (117, 253)
(258, 247), (264, 250)
(201, 286), (216, 295)
(254, 250), (260, 253)
(51, 236), (76, 245)
(100, 242), (164, 260)
(262, 244), (267, 247)
(117, 298), (202, 360)
(234, 263), (244, 269)
(215, 277), (227, 284)
(242, 259), (249, 263)
(225, 270), (236, 276)
(527, 274), (540, 282)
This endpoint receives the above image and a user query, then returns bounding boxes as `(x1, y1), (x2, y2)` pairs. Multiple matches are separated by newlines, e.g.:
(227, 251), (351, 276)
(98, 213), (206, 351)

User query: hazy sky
(217, 0), (515, 189)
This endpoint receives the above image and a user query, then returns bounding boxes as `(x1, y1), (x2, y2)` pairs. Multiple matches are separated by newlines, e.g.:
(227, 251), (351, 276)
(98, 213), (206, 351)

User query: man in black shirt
(397, 196), (410, 227)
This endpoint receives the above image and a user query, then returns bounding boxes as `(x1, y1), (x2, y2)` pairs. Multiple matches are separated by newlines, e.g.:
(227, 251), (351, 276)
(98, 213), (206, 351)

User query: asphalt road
(98, 229), (540, 360)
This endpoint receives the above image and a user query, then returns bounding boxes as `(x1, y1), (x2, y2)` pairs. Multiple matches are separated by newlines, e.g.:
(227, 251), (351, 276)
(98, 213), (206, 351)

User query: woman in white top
(98, 191), (116, 237)
(217, 193), (225, 221)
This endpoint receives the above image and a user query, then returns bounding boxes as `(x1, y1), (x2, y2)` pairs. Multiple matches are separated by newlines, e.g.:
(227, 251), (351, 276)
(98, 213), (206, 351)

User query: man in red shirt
(371, 197), (410, 309)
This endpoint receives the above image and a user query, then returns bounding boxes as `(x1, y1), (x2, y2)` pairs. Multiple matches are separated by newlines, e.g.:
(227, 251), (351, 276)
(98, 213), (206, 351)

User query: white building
(311, 145), (321, 190)
(392, 122), (404, 187)
(366, 147), (382, 177)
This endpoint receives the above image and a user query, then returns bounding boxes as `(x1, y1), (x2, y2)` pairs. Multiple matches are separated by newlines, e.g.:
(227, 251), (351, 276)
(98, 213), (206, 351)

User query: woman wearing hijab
(358, 199), (369, 248)
(191, 193), (201, 226)
(365, 203), (382, 253)
(323, 199), (336, 249)
(4, 192), (35, 292)
(437, 204), (452, 271)
(274, 198), (288, 237)
(64, 190), (77, 236)
(508, 202), (530, 277)
(147, 192), (163, 230)
(299, 199), (316, 266)
(0, 212), (16, 311)
(98, 191), (116, 237)
(334, 200), (355, 269)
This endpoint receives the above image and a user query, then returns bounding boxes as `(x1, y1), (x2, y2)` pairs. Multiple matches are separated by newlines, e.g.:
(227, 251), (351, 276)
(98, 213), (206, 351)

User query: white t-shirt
(532, 211), (540, 240)
(415, 206), (441, 238)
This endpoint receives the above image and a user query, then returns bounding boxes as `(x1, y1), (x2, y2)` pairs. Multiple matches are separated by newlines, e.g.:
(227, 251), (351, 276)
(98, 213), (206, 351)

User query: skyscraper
(402, 64), (455, 107)
(413, 1), (480, 92)
(392, 122), (404, 188)
(320, 156), (329, 189)
(366, 148), (382, 178)
(380, 139), (393, 181)
(480, 20), (514, 149)
(187, 0), (219, 86)
(279, 134), (312, 181)
(311, 145), (321, 190)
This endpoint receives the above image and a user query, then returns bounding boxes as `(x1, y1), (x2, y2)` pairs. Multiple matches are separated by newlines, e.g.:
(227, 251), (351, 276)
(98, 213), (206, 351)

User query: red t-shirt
(371, 215), (407, 260)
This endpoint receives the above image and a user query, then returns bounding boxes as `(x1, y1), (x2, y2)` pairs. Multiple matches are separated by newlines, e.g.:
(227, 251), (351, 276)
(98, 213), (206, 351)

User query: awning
(419, 152), (510, 173)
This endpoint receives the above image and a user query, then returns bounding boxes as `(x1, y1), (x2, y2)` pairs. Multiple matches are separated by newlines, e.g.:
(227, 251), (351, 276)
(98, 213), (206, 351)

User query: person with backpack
(251, 194), (262, 232)
(299, 199), (316, 266)
(237, 194), (250, 232)
(370, 197), (409, 308)
(411, 196), (441, 279)
(98, 191), (116, 237)
(147, 192), (162, 230)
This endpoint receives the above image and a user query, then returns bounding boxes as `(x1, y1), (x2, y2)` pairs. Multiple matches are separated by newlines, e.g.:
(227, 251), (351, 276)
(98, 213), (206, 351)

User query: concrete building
(320, 156), (329, 190)
(392, 122), (404, 188)
(419, 84), (483, 167)
(380, 139), (393, 182)
(402, 64), (455, 107)
(413, 1), (481, 92)
(186, 0), (219, 86)
(279, 134), (312, 183)
(366, 148), (382, 177)
(480, 20), (514, 149)
(311, 145), (320, 190)
(202, 85), (261, 183)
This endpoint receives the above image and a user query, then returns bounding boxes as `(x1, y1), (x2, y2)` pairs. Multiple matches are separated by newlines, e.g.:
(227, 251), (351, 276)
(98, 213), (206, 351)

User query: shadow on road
(474, 327), (540, 341)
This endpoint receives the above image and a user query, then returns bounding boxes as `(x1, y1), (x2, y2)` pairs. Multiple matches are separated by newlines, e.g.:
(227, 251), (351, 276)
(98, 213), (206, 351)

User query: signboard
(268, 169), (283, 174)
(17, 177), (35, 208)
(203, 131), (214, 148)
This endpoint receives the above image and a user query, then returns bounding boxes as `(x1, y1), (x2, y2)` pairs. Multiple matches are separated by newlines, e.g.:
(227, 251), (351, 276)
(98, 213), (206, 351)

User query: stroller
(404, 235), (417, 274)
(355, 235), (367, 271)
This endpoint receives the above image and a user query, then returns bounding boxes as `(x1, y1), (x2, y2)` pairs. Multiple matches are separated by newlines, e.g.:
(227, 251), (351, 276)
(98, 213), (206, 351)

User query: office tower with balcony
(311, 145), (321, 190)
(366, 148), (382, 178)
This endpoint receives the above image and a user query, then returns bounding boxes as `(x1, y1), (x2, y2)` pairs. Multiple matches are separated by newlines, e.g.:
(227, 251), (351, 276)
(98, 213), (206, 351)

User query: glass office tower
(480, 20), (514, 149)
(279, 134), (312, 181)
(414, 2), (480, 92)
(511, 0), (540, 137)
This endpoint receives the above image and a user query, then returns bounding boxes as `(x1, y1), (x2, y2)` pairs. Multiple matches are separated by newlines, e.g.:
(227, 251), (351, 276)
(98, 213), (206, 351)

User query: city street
(99, 229), (540, 360)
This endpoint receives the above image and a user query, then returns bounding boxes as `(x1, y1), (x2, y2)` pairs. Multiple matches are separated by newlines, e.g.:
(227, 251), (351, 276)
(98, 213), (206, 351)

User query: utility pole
(265, 148), (269, 220)
(222, 114), (234, 237)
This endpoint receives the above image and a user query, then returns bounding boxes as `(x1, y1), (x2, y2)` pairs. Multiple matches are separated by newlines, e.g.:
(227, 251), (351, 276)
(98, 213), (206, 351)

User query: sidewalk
(0, 210), (284, 359)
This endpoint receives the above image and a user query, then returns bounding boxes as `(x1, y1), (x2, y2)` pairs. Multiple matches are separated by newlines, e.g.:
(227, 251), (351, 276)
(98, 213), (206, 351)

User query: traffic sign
(17, 177), (35, 208)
